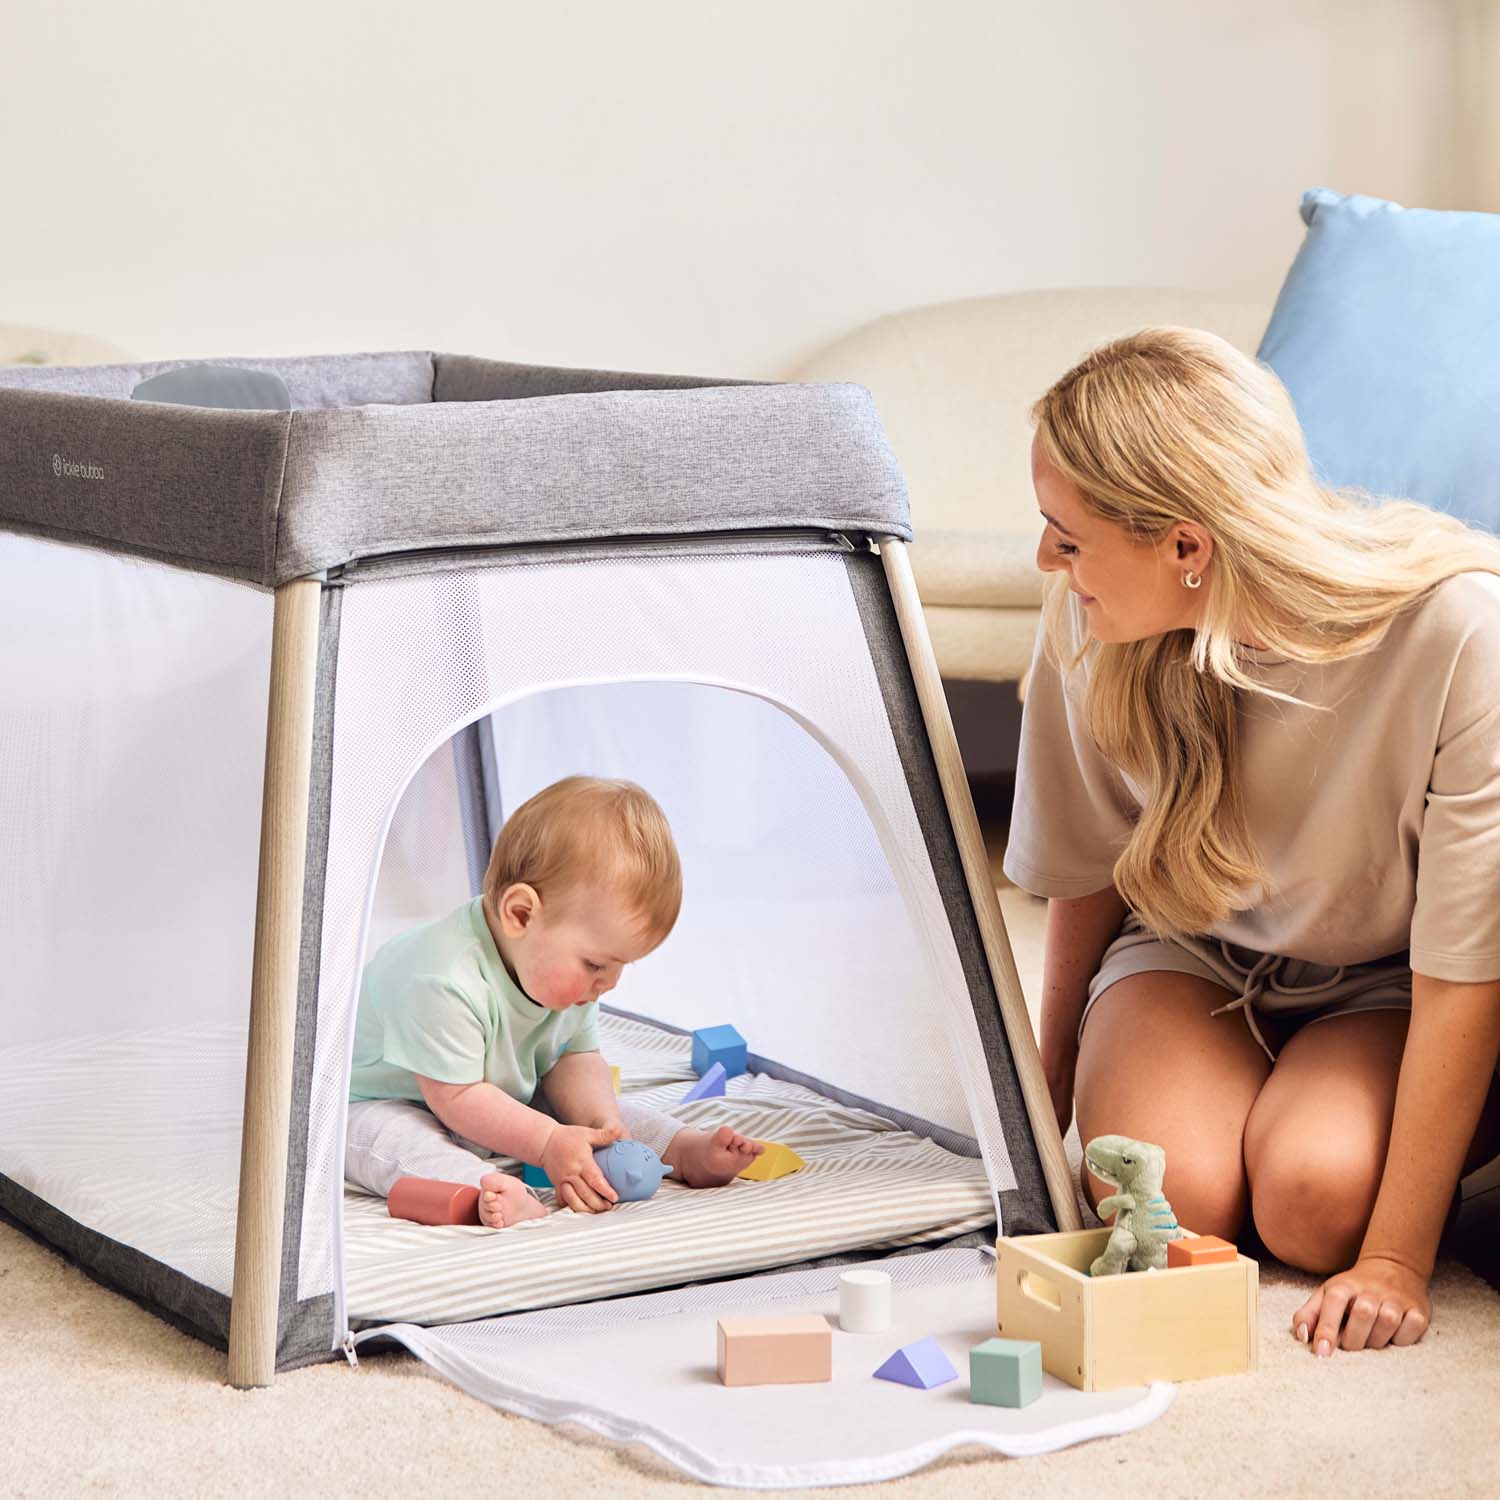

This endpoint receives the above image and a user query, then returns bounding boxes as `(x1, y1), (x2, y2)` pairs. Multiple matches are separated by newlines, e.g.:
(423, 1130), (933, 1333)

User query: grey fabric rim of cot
(0, 351), (911, 588)
(842, 548), (1055, 1237)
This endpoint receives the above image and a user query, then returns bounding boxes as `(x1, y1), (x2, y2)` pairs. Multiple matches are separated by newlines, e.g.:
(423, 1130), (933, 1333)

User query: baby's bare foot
(478, 1171), (549, 1229)
(666, 1125), (766, 1188)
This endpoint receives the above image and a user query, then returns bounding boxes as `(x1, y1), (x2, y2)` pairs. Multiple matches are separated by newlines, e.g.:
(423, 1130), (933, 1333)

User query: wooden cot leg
(228, 579), (323, 1389)
(879, 540), (1081, 1233)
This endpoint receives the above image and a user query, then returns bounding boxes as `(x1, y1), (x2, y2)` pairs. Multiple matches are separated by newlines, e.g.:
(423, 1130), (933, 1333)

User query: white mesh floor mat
(344, 1014), (996, 1324)
(361, 1246), (1175, 1489)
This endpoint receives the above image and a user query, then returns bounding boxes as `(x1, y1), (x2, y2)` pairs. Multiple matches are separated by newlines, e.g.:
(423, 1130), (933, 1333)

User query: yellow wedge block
(609, 1065), (621, 1095)
(737, 1142), (806, 1182)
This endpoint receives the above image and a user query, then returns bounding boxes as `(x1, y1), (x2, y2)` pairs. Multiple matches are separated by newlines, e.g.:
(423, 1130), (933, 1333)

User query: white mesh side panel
(368, 741), (473, 955)
(308, 552), (1017, 1329)
(0, 534), (271, 1294)
(488, 682), (938, 1102)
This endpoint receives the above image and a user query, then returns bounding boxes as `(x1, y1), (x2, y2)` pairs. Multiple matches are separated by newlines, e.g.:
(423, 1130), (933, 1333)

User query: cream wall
(1, 1), (1486, 375)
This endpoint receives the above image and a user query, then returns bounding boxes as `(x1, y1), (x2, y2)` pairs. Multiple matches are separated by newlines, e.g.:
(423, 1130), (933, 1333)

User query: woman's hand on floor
(1291, 1255), (1431, 1354)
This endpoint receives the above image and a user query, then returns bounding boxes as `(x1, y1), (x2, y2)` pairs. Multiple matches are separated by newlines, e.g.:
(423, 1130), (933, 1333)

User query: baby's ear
(497, 881), (542, 934)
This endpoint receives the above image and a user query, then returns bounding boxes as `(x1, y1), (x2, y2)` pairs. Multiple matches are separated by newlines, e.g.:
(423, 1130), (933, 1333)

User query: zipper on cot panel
(325, 527), (863, 579)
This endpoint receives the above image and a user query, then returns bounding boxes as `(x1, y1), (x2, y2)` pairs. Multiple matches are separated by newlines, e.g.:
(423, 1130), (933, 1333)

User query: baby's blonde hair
(1031, 325), (1500, 938)
(482, 776), (682, 942)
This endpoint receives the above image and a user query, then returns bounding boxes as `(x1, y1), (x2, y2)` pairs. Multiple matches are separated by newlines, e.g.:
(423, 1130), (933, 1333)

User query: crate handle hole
(1018, 1269), (1062, 1311)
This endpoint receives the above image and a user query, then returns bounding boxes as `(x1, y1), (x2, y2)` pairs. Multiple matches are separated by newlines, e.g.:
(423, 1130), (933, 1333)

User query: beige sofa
(785, 288), (1270, 684)
(1, 323), (133, 368)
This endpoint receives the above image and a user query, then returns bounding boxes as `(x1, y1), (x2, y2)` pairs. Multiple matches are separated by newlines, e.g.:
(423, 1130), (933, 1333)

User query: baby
(345, 775), (763, 1227)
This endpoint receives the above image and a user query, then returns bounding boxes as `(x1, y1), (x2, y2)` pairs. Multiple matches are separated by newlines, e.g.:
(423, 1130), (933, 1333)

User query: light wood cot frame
(228, 580), (322, 1389)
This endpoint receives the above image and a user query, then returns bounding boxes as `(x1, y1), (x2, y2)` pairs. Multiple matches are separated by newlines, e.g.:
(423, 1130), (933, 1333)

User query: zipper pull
(341, 1334), (360, 1368)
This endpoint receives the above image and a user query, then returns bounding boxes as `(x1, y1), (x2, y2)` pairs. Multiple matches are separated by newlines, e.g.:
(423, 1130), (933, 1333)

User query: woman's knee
(1243, 1013), (1407, 1272)
(1074, 972), (1267, 1240)
(1247, 1134), (1383, 1273)
(1163, 1161), (1249, 1242)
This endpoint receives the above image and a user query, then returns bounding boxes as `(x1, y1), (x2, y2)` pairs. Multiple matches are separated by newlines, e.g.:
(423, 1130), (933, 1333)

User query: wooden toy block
(386, 1176), (481, 1226)
(681, 1062), (727, 1102)
(736, 1141), (805, 1182)
(691, 1024), (748, 1079)
(969, 1337), (1042, 1408)
(716, 1314), (831, 1386)
(873, 1336), (957, 1390)
(838, 1269), (891, 1333)
(996, 1227), (1258, 1390)
(609, 1064), (621, 1095)
(1167, 1234), (1238, 1268)
(522, 1162), (552, 1190)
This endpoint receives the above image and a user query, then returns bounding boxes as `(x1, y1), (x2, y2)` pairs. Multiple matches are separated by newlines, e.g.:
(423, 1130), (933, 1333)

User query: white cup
(839, 1269), (892, 1333)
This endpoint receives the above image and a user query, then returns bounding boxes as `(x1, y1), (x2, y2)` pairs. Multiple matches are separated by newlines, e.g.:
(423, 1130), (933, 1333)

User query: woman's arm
(1040, 885), (1129, 1131)
(1295, 973), (1500, 1353)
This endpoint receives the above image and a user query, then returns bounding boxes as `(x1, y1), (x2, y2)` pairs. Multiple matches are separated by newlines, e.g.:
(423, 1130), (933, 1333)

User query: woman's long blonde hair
(1031, 325), (1500, 937)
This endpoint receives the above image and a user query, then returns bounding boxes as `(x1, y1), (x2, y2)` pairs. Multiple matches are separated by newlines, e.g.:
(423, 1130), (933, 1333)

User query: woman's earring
(1181, 571), (1203, 590)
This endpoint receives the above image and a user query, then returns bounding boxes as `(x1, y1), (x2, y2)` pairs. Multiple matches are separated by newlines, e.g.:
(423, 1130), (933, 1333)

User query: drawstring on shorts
(1208, 945), (1348, 1062)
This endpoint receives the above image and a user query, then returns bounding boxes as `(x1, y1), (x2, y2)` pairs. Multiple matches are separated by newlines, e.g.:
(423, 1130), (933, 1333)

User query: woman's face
(1030, 435), (1210, 645)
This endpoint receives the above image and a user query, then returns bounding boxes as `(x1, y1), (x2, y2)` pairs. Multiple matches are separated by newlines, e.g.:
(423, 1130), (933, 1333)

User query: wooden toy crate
(995, 1227), (1258, 1390)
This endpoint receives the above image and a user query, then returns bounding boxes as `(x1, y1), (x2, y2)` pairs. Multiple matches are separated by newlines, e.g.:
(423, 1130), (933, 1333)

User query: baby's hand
(539, 1123), (624, 1214)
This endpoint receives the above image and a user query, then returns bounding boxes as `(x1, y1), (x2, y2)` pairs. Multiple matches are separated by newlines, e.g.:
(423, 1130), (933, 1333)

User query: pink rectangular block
(716, 1315), (832, 1386)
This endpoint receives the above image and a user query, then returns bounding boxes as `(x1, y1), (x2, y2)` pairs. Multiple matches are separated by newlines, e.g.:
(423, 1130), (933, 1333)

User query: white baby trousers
(344, 1094), (685, 1197)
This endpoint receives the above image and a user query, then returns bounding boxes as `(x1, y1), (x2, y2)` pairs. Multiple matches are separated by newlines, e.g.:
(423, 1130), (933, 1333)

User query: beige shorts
(1081, 912), (1413, 1062)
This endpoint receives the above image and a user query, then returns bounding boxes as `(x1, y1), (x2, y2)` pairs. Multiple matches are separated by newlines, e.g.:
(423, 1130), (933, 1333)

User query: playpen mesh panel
(367, 744), (473, 955)
(307, 547), (1019, 1330)
(0, 533), (272, 1297)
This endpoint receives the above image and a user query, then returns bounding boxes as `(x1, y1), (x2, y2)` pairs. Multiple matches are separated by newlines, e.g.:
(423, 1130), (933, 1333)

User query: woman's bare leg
(1245, 1011), (1500, 1274)
(1075, 971), (1272, 1240)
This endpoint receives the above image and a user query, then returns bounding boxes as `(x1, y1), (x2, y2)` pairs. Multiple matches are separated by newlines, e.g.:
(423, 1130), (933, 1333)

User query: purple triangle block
(681, 1062), (727, 1102)
(873, 1337), (958, 1390)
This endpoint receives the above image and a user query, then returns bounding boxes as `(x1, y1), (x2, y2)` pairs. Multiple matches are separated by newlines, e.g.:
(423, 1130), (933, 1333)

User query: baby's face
(510, 886), (661, 1011)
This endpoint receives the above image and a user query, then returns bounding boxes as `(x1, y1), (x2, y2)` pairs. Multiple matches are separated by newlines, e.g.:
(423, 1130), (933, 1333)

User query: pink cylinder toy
(387, 1176), (481, 1226)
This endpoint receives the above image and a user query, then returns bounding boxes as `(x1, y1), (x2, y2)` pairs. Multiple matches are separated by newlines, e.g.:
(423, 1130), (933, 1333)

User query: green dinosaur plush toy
(1084, 1135), (1185, 1275)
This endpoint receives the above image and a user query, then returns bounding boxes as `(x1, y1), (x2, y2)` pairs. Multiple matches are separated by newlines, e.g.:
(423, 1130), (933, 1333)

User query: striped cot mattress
(0, 1016), (995, 1331)
(343, 1012), (996, 1325)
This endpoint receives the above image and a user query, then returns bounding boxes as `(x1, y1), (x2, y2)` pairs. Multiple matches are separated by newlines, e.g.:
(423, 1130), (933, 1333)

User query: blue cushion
(1257, 187), (1500, 533)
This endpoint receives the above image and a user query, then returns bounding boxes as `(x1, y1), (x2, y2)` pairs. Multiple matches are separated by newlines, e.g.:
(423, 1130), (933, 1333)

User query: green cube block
(969, 1337), (1043, 1408)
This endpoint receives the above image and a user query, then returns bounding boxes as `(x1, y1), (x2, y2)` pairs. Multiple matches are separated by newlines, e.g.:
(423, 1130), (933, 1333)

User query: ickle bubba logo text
(53, 453), (104, 480)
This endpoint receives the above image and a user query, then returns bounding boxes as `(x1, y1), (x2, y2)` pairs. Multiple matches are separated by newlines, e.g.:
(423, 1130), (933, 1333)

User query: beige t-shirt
(1002, 571), (1500, 983)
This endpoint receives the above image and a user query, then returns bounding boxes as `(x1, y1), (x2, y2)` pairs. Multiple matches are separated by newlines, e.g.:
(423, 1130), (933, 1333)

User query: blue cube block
(691, 1024), (748, 1079)
(969, 1337), (1042, 1408)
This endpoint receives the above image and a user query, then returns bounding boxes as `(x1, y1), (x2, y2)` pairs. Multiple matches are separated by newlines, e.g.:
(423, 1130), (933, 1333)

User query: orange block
(1167, 1235), (1238, 1268)
(716, 1315), (832, 1386)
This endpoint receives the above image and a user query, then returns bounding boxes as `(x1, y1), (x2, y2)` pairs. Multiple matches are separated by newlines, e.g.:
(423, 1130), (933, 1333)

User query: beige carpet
(5, 889), (1499, 1499)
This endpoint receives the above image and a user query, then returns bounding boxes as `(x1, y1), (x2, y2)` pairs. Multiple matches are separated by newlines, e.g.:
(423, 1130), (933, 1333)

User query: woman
(1004, 327), (1500, 1357)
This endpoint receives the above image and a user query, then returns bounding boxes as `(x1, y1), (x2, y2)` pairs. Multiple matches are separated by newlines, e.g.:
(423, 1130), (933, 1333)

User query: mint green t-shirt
(349, 897), (600, 1105)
